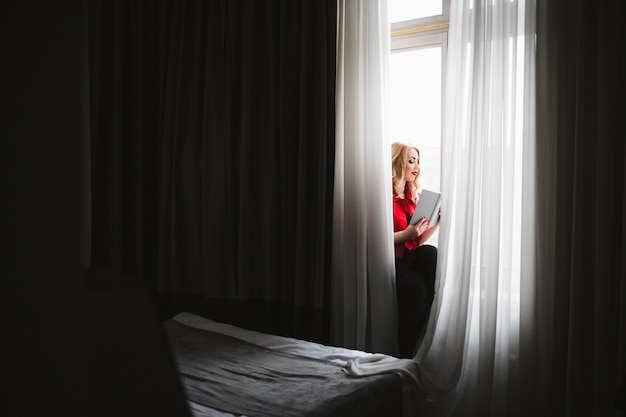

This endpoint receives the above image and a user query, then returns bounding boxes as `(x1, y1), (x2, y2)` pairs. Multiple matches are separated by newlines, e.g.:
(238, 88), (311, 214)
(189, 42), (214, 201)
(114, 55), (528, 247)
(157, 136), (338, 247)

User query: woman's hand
(393, 217), (433, 245)
(407, 217), (430, 239)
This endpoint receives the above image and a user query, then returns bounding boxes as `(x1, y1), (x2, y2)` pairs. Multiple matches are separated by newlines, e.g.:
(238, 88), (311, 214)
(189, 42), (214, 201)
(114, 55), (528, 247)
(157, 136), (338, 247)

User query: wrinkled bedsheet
(164, 319), (404, 417)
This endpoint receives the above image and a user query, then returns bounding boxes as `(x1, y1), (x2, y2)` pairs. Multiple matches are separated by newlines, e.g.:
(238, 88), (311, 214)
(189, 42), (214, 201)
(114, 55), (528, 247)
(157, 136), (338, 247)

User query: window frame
(390, 0), (450, 77)
(389, 0), (451, 187)
(389, 1), (450, 246)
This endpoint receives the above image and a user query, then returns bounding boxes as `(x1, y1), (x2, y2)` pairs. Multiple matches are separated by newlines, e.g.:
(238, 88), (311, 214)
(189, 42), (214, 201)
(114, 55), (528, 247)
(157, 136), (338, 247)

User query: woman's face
(404, 148), (420, 182)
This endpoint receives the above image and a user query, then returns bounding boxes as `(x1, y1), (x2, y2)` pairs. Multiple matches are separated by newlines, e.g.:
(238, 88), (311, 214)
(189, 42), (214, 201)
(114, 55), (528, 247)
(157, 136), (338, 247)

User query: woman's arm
(394, 228), (412, 244)
(418, 224), (439, 245)
(395, 217), (430, 244)
(417, 212), (440, 245)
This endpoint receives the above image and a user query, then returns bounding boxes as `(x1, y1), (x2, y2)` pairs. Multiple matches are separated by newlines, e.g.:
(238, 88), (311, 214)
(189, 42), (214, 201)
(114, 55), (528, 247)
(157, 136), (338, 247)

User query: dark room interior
(4, 1), (625, 416)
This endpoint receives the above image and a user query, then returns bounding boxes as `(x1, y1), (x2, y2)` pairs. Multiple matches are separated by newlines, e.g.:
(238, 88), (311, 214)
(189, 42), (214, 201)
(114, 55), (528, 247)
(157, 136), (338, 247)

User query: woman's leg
(411, 244), (438, 304)
(395, 245), (438, 358)
(396, 270), (428, 358)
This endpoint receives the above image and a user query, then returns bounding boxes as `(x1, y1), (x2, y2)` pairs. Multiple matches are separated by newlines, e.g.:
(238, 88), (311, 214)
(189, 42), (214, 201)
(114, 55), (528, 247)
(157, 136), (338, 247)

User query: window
(388, 0), (450, 246)
(388, 0), (443, 22)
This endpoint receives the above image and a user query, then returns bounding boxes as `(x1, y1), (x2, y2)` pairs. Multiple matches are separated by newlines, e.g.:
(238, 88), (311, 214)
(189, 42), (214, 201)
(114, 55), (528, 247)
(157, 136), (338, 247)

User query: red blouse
(392, 186), (420, 259)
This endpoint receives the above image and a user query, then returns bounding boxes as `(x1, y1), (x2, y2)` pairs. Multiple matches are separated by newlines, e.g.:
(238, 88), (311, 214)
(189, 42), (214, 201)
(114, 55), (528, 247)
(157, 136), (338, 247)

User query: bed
(163, 312), (428, 417)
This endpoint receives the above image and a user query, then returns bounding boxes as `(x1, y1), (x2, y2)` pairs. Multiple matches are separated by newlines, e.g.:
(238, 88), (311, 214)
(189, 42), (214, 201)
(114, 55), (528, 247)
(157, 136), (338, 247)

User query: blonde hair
(391, 141), (420, 197)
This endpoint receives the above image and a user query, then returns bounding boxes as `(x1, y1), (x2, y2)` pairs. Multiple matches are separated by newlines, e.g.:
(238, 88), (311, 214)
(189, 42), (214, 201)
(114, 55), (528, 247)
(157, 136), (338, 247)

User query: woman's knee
(416, 244), (437, 264)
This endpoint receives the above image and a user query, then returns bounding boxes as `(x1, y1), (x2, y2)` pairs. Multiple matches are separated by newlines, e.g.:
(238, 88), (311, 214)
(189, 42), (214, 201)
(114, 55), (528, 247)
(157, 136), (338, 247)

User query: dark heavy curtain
(88, 0), (336, 343)
(528, 0), (626, 415)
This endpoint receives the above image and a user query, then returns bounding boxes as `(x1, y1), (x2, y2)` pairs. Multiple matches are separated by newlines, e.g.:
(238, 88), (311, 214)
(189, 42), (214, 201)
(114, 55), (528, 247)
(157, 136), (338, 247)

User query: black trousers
(395, 244), (438, 358)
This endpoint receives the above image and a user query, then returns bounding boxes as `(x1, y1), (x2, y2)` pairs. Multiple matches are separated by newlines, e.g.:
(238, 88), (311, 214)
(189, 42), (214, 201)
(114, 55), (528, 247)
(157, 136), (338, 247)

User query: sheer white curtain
(331, 0), (397, 355)
(415, 0), (536, 415)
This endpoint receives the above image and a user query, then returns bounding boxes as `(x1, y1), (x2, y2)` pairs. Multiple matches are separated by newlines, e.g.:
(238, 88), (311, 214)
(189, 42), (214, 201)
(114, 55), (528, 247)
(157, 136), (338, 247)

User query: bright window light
(388, 0), (443, 23)
(389, 47), (442, 193)
(389, 46), (442, 246)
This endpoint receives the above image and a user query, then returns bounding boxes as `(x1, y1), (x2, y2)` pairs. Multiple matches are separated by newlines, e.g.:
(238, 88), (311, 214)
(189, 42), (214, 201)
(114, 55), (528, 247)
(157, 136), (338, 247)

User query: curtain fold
(89, 0), (337, 344)
(532, 1), (626, 416)
(414, 0), (625, 415)
(332, 0), (397, 355)
(415, 1), (536, 415)
(88, 0), (165, 287)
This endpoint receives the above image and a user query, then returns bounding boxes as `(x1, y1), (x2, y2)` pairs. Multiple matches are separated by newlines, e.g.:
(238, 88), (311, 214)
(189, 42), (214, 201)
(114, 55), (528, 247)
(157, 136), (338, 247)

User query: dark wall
(4, 2), (189, 416)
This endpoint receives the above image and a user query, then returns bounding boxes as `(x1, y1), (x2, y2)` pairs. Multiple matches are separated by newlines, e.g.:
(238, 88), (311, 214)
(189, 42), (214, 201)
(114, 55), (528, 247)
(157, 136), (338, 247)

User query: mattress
(164, 312), (427, 417)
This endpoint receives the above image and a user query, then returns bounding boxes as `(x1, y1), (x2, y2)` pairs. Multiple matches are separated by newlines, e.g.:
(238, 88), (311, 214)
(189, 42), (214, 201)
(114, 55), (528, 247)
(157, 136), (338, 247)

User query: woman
(391, 141), (439, 358)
